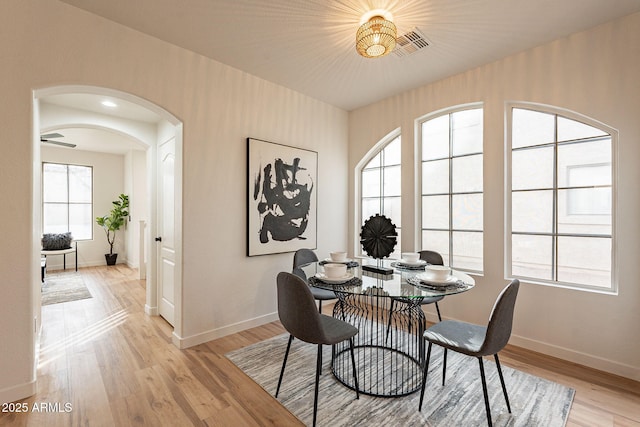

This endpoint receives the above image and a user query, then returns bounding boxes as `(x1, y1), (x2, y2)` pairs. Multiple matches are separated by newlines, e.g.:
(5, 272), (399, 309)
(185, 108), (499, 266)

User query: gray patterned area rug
(226, 334), (574, 427)
(42, 272), (92, 306)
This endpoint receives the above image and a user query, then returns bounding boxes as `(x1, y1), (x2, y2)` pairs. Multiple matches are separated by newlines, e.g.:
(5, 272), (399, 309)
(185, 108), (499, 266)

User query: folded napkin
(309, 275), (361, 287)
(318, 260), (360, 268)
(390, 261), (426, 271)
(407, 276), (469, 292)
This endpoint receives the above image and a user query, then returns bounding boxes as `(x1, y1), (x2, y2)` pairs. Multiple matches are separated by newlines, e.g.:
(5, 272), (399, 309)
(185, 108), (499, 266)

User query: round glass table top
(304, 258), (475, 299)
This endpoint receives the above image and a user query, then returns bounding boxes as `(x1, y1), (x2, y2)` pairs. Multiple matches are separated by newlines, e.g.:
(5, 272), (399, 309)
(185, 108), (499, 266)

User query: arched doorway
(32, 85), (183, 344)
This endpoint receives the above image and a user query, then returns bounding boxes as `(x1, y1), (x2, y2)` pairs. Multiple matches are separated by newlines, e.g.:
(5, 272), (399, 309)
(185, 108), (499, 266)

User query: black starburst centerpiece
(360, 214), (397, 259)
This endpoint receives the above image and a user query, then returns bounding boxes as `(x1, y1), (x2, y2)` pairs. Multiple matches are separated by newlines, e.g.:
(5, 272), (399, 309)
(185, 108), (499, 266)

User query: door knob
(155, 237), (162, 242)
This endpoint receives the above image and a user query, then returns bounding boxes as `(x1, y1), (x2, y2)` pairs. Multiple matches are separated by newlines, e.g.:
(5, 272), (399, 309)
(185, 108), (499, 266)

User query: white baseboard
(174, 312), (280, 349)
(425, 308), (639, 381)
(0, 380), (37, 404)
(145, 304), (158, 316)
(509, 334), (640, 381)
(126, 260), (139, 269)
(168, 307), (640, 381)
(45, 259), (129, 271)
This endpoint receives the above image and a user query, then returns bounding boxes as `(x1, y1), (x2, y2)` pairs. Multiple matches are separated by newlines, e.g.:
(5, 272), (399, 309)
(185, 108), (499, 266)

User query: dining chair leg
(313, 344), (322, 427)
(276, 334), (294, 397)
(478, 357), (493, 427)
(418, 342), (433, 411)
(434, 301), (442, 321)
(331, 344), (335, 370)
(317, 299), (322, 313)
(419, 322), (426, 362)
(348, 338), (360, 399)
(494, 353), (512, 413)
(442, 348), (448, 386)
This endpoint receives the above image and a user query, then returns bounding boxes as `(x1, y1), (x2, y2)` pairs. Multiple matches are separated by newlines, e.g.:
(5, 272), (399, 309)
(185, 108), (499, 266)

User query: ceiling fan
(40, 132), (76, 148)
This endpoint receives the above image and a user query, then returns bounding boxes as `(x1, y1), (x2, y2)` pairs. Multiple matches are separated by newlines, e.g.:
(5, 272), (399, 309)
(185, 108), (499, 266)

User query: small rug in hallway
(42, 272), (92, 306)
(226, 334), (574, 427)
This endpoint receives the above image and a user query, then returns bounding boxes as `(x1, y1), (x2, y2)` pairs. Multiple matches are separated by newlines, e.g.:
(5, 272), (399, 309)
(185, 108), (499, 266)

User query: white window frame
(505, 102), (618, 293)
(417, 103), (484, 273)
(355, 129), (401, 258)
(42, 162), (94, 241)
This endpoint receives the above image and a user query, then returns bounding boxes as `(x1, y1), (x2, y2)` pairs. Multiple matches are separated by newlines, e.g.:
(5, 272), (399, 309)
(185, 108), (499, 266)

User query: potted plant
(96, 194), (129, 265)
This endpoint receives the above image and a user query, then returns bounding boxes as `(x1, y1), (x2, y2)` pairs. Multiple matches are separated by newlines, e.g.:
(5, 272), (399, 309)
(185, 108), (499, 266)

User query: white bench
(41, 241), (78, 272)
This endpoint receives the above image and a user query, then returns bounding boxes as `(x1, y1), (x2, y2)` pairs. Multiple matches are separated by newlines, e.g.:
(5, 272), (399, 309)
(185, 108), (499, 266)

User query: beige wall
(124, 149), (148, 269)
(349, 13), (640, 379)
(0, 0), (348, 402)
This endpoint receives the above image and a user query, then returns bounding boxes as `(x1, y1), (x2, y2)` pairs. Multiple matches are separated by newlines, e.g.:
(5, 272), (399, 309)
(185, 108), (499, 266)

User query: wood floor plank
(93, 333), (141, 399)
(155, 353), (228, 420)
(1, 265), (638, 427)
(67, 349), (115, 426)
(134, 365), (200, 426)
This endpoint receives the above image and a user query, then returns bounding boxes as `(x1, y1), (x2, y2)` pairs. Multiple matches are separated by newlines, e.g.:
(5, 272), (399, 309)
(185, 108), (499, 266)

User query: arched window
(507, 104), (615, 291)
(418, 106), (484, 272)
(359, 133), (401, 258)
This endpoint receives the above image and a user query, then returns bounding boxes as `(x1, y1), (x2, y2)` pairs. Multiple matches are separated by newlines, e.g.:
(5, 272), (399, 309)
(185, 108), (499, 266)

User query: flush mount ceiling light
(356, 14), (397, 58)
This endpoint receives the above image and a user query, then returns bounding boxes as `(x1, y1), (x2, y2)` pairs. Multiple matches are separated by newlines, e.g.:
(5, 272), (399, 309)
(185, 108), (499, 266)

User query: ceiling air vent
(393, 28), (430, 57)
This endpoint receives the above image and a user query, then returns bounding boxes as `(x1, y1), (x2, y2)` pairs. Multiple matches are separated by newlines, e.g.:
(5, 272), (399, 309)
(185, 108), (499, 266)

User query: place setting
(391, 252), (428, 270)
(310, 258), (360, 286)
(407, 264), (474, 292)
(318, 251), (360, 268)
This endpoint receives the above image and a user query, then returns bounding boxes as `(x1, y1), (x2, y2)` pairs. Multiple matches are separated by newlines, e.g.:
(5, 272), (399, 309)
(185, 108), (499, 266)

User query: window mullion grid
(552, 116), (559, 282)
(512, 135), (609, 154)
(510, 107), (613, 289)
(448, 113), (454, 267)
(379, 150), (385, 216)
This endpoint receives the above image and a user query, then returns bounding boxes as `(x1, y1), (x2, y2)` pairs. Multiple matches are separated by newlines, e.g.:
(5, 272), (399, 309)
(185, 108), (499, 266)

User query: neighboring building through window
(360, 134), (401, 258)
(419, 106), (484, 272)
(509, 106), (614, 290)
(42, 162), (93, 240)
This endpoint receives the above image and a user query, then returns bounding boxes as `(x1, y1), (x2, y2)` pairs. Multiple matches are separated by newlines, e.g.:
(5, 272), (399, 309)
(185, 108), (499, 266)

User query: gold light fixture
(356, 15), (397, 58)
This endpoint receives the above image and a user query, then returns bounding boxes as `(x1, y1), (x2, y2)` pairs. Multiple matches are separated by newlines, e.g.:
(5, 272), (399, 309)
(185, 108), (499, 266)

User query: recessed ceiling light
(101, 100), (117, 108)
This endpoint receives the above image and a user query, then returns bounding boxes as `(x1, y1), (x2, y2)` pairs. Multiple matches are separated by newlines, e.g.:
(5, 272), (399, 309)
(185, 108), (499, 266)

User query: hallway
(1, 266), (298, 426)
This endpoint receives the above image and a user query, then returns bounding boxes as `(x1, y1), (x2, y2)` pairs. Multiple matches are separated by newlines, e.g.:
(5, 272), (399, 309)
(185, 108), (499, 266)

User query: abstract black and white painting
(247, 138), (317, 256)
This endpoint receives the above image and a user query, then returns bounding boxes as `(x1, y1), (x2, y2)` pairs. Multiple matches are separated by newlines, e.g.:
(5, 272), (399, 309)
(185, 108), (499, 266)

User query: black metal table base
(331, 292), (426, 397)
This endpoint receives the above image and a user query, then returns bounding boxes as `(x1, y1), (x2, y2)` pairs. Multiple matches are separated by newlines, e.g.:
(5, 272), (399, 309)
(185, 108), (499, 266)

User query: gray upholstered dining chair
(417, 250), (446, 320)
(292, 248), (337, 313)
(418, 279), (520, 427)
(275, 272), (360, 427)
(385, 250), (445, 343)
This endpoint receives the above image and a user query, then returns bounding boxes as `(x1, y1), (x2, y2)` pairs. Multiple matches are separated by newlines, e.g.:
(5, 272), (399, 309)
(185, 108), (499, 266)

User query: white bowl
(401, 252), (420, 263)
(425, 265), (450, 280)
(324, 263), (347, 279)
(330, 251), (347, 262)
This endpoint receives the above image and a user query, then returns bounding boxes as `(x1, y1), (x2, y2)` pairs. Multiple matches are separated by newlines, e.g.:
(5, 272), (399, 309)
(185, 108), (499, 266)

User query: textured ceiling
(60, 0), (640, 110)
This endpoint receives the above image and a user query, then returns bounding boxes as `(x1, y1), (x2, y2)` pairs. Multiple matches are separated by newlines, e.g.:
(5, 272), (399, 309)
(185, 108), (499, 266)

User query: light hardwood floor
(1, 265), (638, 426)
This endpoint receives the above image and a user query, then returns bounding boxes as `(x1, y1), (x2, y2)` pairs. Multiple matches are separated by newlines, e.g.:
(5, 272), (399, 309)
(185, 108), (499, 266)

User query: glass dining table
(301, 258), (475, 397)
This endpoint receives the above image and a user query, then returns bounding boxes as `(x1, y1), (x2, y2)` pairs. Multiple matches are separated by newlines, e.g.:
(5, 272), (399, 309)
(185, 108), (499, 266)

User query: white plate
(315, 272), (354, 284)
(398, 259), (427, 267)
(416, 272), (458, 286)
(324, 258), (352, 264)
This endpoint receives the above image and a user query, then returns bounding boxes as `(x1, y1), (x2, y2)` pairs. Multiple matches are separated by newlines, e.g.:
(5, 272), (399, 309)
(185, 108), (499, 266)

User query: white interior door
(158, 137), (176, 325)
